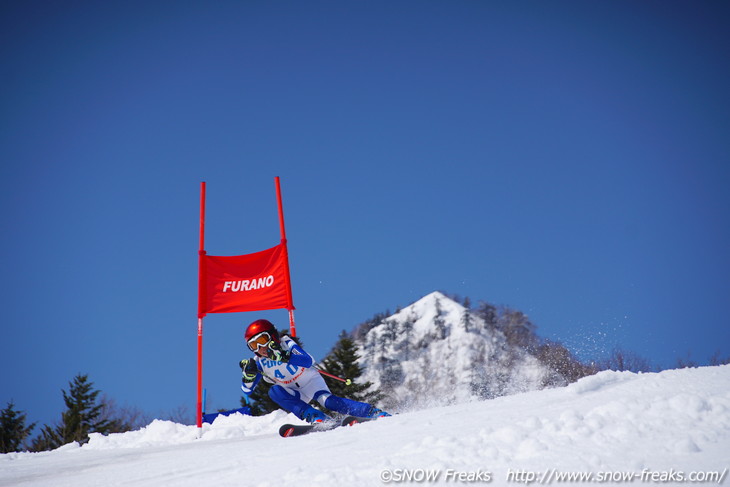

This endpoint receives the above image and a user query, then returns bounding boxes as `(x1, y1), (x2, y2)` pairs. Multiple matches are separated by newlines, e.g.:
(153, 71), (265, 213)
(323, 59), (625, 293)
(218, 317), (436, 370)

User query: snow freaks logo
(380, 469), (492, 483)
(222, 275), (275, 293)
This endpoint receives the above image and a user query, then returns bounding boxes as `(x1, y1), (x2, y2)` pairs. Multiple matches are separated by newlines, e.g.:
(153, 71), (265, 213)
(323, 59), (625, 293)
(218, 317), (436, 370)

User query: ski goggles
(247, 332), (271, 354)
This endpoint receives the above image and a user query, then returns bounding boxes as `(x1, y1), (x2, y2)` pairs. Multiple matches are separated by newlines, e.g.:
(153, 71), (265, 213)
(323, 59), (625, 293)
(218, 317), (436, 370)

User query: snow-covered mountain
(3, 366), (728, 487)
(354, 291), (570, 410)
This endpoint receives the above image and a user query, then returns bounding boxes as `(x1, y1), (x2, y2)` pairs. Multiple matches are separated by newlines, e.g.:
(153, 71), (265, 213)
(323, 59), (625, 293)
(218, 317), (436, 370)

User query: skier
(239, 319), (390, 423)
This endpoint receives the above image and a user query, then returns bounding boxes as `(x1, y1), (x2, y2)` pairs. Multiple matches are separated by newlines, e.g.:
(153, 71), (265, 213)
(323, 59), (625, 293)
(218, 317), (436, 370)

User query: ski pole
(316, 367), (352, 386)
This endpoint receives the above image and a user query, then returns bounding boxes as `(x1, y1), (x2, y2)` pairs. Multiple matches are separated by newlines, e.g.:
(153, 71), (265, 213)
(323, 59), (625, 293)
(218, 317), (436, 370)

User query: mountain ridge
(352, 291), (583, 411)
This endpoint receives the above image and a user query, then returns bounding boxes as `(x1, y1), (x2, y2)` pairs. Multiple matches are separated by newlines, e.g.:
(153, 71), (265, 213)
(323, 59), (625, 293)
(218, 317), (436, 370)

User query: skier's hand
(239, 359), (258, 382)
(266, 340), (290, 363)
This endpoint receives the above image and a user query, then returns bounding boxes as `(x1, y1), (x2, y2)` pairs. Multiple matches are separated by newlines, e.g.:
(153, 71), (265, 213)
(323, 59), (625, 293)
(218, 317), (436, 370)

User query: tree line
(444, 292), (729, 376)
(1, 374), (174, 453)
(3, 332), (380, 453)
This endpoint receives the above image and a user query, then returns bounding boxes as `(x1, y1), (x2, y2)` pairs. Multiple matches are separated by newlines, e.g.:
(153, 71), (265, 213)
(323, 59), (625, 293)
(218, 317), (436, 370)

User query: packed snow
(2, 365), (728, 486)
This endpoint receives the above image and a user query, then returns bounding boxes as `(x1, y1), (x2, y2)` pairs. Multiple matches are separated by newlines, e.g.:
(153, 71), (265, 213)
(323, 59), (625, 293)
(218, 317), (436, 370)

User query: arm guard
(281, 336), (315, 368)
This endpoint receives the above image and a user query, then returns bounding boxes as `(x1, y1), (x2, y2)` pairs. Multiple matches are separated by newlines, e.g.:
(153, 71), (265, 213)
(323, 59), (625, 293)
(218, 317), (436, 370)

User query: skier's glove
(266, 340), (290, 363)
(239, 359), (258, 382)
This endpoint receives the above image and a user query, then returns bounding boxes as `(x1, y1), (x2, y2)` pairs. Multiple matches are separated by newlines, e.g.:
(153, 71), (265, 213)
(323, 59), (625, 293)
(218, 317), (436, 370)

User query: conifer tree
(0, 401), (36, 453)
(433, 297), (448, 339)
(321, 332), (383, 404)
(31, 374), (113, 451)
(461, 297), (473, 332)
(400, 313), (416, 360)
(476, 300), (498, 330)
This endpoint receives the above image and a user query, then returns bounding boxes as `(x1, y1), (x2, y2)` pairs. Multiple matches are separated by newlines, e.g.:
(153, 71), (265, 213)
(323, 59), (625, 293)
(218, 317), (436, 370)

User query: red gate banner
(198, 243), (291, 316)
(195, 179), (297, 432)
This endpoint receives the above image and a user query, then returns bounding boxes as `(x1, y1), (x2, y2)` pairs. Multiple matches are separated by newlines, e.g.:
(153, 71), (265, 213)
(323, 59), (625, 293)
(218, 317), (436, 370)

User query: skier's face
(247, 331), (271, 356)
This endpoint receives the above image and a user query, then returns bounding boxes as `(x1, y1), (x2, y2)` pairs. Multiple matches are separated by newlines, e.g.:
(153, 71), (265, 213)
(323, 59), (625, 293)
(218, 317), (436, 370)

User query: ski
(340, 415), (377, 427)
(279, 415), (384, 437)
(278, 421), (339, 438)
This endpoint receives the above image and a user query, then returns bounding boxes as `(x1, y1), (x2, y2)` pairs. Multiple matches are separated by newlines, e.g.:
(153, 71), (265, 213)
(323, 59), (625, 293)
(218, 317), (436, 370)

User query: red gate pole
(274, 177), (297, 337)
(196, 182), (207, 434)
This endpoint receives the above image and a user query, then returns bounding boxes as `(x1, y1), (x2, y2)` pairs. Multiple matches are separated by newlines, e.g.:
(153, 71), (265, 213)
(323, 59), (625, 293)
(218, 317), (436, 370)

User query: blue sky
(2, 1), (728, 429)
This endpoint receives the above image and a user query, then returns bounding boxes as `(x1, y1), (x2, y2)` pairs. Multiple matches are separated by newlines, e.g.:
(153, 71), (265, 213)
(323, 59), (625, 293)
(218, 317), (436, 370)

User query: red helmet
(245, 319), (280, 355)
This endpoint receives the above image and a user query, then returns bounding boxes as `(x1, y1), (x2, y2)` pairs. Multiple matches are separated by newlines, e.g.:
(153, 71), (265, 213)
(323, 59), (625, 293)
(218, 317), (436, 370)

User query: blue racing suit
(241, 335), (377, 422)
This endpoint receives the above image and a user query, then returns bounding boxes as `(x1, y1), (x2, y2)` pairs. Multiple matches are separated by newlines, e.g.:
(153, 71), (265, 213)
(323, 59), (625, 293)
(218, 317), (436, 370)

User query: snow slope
(2, 366), (728, 487)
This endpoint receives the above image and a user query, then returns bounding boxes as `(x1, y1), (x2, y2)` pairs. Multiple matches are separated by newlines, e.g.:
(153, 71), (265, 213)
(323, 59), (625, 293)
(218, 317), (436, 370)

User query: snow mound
(84, 410), (297, 450)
